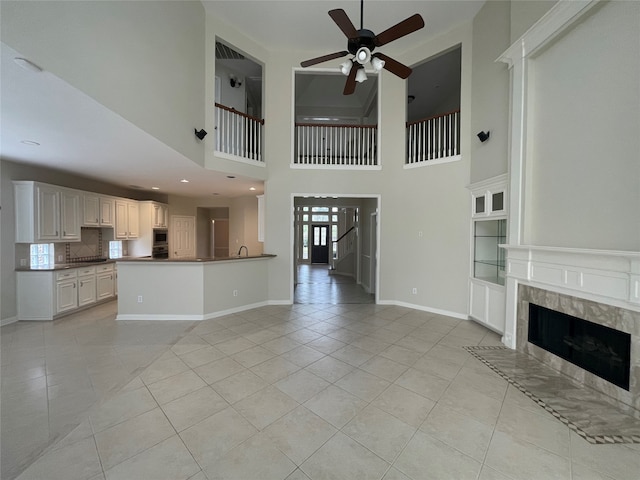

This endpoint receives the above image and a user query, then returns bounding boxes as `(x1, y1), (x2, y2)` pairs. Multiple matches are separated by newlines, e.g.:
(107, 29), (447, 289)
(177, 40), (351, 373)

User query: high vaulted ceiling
(1, 1), (484, 199)
(203, 1), (484, 54)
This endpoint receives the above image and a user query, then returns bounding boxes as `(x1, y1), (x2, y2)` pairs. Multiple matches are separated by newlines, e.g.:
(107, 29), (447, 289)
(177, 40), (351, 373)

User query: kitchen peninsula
(115, 254), (276, 320)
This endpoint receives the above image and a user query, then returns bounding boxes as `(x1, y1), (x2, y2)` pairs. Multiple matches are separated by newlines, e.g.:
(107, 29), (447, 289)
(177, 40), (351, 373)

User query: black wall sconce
(477, 131), (491, 143)
(229, 75), (242, 88)
(195, 128), (207, 140)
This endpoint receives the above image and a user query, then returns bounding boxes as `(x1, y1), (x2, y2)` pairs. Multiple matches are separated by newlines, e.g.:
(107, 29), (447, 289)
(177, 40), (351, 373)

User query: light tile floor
(4, 288), (640, 479)
(1, 302), (196, 479)
(295, 264), (374, 304)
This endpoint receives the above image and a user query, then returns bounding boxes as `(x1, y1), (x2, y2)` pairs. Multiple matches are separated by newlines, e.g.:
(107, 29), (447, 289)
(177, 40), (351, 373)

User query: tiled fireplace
(516, 284), (640, 412)
(503, 246), (640, 414)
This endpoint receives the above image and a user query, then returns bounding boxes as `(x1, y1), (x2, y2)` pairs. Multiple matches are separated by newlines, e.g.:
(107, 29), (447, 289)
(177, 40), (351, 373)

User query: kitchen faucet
(238, 245), (249, 257)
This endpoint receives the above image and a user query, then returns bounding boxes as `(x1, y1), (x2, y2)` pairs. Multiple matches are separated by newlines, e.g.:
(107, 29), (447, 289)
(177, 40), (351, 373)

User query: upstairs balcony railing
(294, 123), (378, 167)
(406, 109), (460, 165)
(215, 103), (264, 163)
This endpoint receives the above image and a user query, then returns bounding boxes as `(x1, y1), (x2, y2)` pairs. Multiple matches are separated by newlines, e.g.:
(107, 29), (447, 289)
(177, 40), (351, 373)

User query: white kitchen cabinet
(100, 197), (115, 226)
(129, 201), (168, 257)
(60, 190), (81, 241)
(16, 263), (118, 320)
(152, 203), (168, 228)
(56, 269), (78, 314)
(37, 184), (60, 241)
(85, 194), (116, 227)
(96, 264), (115, 300)
(83, 194), (100, 226)
(14, 181), (81, 243)
(115, 200), (140, 239)
(78, 267), (97, 307)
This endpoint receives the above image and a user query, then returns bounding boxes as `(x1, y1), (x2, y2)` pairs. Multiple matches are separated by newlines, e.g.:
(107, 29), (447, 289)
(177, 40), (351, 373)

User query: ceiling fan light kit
(300, 0), (425, 95)
(340, 60), (353, 75)
(371, 56), (385, 72)
(355, 68), (368, 83)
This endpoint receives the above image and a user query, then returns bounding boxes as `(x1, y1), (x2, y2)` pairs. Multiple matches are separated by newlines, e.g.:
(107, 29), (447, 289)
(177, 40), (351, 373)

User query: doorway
(311, 224), (330, 264)
(171, 215), (196, 258)
(292, 196), (379, 304)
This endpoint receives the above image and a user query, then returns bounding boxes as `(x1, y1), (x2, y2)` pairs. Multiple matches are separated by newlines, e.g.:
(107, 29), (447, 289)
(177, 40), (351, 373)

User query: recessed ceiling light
(20, 140), (40, 146)
(227, 176), (236, 179)
(14, 57), (43, 73)
(249, 187), (256, 191)
(180, 179), (189, 183)
(151, 186), (160, 190)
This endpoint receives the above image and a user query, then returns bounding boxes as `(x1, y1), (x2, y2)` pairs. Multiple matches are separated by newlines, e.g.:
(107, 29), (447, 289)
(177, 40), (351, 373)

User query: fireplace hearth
(528, 303), (631, 390)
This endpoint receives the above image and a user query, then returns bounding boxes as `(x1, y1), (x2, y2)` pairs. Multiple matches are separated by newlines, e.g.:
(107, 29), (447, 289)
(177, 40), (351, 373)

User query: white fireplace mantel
(495, 0), (640, 349)
(502, 245), (640, 310)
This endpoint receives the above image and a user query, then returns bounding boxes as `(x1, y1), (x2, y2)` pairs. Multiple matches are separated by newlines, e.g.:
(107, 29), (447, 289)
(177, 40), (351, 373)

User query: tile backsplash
(68, 228), (103, 261)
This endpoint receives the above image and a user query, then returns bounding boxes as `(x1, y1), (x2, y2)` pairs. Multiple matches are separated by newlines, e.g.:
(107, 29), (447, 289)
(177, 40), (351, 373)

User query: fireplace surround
(517, 284), (640, 412)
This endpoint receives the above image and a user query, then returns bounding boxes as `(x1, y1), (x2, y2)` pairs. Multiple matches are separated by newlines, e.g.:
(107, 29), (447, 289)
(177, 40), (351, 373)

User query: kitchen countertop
(16, 257), (127, 272)
(16, 254), (276, 272)
(117, 254), (276, 263)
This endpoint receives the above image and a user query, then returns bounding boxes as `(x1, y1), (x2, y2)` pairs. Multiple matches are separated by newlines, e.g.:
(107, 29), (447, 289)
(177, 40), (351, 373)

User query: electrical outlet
(418, 231), (423, 238)
(137, 295), (143, 303)
(58, 255), (63, 262)
(233, 290), (238, 297)
(412, 288), (417, 295)
(20, 258), (27, 266)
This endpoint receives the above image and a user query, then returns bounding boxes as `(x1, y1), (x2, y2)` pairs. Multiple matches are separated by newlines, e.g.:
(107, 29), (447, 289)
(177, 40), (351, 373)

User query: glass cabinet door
(473, 219), (506, 285)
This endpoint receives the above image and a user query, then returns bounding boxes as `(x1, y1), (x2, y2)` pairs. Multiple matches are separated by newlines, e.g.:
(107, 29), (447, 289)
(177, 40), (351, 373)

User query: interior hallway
(294, 264), (374, 305)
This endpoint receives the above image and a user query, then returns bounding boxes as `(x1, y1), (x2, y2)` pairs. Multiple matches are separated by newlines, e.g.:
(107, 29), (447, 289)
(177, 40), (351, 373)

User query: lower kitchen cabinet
(56, 279), (78, 314)
(17, 263), (117, 321)
(96, 264), (115, 300)
(78, 267), (97, 307)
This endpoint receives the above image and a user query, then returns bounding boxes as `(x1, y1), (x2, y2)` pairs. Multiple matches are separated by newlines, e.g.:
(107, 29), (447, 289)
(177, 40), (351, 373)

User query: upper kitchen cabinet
(150, 202), (168, 229)
(82, 194), (115, 227)
(14, 181), (81, 243)
(115, 200), (139, 239)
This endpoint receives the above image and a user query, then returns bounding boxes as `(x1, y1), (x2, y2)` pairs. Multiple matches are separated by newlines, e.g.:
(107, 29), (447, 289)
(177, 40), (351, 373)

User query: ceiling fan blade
(329, 9), (358, 39)
(373, 53), (412, 79)
(374, 14), (425, 47)
(343, 64), (359, 95)
(300, 51), (349, 68)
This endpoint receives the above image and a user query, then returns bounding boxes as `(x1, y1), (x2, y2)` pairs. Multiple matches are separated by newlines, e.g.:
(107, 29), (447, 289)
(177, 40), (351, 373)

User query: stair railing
(406, 109), (460, 165)
(215, 103), (264, 163)
(331, 226), (356, 271)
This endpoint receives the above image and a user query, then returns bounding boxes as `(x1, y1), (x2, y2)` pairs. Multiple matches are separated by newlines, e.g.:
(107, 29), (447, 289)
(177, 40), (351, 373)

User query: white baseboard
(1, 316), (18, 327)
(377, 300), (469, 321)
(268, 300), (293, 306)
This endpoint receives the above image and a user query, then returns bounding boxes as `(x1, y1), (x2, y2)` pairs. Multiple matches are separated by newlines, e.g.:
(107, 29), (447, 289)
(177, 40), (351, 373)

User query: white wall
(229, 196), (263, 256)
(234, 18), (474, 316)
(1, 1), (206, 167)
(510, 0), (558, 43)
(470, 1), (511, 183)
(526, 1), (640, 251)
(216, 63), (247, 112)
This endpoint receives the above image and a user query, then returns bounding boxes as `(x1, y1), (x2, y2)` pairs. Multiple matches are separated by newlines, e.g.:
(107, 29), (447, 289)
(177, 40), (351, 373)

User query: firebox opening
(528, 303), (631, 391)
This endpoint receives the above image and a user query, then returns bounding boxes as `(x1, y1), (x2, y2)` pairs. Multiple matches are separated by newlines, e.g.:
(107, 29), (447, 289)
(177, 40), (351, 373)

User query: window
(302, 225), (309, 260)
(109, 241), (123, 259)
(30, 243), (55, 269)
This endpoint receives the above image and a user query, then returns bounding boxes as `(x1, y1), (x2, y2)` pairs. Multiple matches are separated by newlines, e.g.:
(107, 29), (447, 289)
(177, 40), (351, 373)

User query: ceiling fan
(300, 0), (425, 95)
